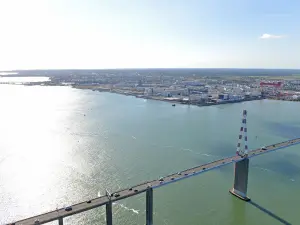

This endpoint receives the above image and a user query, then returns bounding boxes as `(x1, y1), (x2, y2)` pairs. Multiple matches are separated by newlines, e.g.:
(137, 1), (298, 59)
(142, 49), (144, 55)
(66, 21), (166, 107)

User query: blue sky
(0, 0), (299, 70)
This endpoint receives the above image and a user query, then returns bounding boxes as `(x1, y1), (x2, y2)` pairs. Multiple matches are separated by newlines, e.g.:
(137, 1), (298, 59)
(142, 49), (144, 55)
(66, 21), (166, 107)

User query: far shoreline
(72, 85), (264, 107)
(2, 81), (298, 105)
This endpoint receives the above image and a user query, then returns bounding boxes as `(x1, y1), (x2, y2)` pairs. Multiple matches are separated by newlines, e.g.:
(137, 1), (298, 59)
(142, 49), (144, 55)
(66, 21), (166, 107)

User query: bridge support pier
(229, 158), (250, 201)
(58, 217), (63, 225)
(106, 201), (113, 225)
(146, 188), (153, 225)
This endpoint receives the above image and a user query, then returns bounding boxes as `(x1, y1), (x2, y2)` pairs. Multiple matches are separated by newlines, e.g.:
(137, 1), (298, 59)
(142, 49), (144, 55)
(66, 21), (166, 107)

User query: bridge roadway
(12, 137), (300, 225)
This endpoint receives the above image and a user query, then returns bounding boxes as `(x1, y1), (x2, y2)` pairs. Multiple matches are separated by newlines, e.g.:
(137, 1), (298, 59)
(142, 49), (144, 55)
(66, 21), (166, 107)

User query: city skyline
(0, 0), (299, 70)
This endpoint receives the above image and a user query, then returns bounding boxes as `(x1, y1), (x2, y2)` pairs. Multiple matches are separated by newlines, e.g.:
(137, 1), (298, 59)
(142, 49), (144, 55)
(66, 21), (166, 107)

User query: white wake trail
(113, 202), (140, 214)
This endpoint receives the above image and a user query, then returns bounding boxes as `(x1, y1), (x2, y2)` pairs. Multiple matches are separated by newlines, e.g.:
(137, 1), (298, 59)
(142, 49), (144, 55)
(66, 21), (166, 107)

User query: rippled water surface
(0, 85), (300, 225)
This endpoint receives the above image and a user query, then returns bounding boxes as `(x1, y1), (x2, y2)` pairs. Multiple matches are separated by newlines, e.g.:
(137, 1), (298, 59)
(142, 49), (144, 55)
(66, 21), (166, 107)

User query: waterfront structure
(260, 81), (282, 88)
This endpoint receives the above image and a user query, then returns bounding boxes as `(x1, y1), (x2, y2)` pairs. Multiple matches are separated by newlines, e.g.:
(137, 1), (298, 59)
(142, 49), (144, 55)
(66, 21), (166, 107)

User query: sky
(0, 0), (299, 70)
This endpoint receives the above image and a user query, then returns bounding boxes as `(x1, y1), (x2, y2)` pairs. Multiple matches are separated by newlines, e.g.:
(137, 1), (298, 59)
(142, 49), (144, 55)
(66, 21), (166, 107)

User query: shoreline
(72, 85), (264, 107)
(4, 82), (297, 105)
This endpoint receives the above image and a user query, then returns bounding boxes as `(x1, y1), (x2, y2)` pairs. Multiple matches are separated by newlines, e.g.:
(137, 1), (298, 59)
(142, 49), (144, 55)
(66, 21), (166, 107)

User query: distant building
(182, 81), (205, 86)
(260, 81), (282, 88)
(250, 90), (262, 97)
(162, 88), (189, 97)
(190, 94), (208, 101)
(218, 94), (229, 100)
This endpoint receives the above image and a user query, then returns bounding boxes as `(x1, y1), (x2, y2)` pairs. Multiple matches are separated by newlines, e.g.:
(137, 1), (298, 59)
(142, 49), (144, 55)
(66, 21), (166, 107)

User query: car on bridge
(65, 206), (72, 211)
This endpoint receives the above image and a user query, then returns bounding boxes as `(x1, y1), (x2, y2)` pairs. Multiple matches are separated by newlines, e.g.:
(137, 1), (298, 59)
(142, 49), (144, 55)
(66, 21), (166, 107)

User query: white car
(261, 146), (267, 150)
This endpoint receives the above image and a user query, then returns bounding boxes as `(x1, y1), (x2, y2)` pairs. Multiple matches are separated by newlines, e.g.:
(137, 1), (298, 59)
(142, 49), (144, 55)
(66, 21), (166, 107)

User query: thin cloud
(259, 34), (286, 39)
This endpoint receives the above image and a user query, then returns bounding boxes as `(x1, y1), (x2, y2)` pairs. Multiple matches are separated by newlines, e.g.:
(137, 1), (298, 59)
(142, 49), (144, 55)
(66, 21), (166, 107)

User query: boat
(172, 104), (176, 107)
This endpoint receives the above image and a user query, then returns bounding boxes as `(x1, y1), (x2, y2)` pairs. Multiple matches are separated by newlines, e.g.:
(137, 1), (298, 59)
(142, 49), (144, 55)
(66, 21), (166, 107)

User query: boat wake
(182, 148), (193, 152)
(181, 148), (217, 158)
(164, 145), (173, 148)
(253, 166), (272, 172)
(96, 190), (139, 214)
(254, 167), (298, 182)
(201, 153), (212, 157)
(113, 202), (139, 214)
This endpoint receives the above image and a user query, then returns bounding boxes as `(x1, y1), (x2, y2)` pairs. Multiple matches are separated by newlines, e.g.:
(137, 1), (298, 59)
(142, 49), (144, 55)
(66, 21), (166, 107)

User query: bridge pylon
(229, 109), (250, 201)
(229, 158), (250, 201)
(236, 109), (248, 157)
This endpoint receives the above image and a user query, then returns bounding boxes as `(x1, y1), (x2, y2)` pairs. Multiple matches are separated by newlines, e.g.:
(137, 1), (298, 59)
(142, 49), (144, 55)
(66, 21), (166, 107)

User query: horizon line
(1, 67), (300, 72)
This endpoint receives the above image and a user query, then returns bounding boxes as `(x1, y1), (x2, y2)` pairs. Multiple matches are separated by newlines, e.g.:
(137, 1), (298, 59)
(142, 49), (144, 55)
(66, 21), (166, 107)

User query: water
(0, 76), (49, 83)
(0, 72), (19, 76)
(0, 85), (300, 225)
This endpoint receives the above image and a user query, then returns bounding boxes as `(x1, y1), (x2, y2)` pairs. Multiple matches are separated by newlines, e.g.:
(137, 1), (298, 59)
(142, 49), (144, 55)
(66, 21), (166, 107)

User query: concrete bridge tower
(230, 109), (250, 201)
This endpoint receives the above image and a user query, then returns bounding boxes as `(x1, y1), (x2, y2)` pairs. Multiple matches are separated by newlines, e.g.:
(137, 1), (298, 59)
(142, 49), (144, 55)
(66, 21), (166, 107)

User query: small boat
(172, 104), (176, 107)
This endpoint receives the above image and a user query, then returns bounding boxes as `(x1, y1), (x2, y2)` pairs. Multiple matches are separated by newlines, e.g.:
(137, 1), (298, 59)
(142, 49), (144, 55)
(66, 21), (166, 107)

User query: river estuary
(1, 84), (300, 225)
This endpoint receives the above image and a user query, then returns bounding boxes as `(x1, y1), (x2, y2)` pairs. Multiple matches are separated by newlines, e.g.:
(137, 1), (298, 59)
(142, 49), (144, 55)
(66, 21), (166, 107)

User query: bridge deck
(12, 138), (300, 225)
